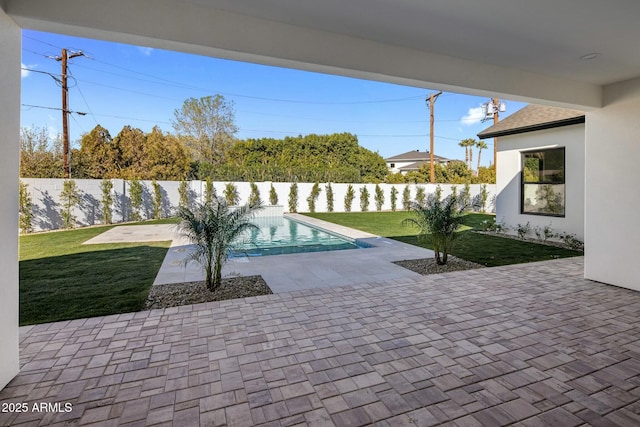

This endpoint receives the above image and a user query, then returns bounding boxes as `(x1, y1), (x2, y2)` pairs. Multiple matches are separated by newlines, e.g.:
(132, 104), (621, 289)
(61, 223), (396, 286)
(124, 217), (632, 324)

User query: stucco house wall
(496, 124), (585, 240)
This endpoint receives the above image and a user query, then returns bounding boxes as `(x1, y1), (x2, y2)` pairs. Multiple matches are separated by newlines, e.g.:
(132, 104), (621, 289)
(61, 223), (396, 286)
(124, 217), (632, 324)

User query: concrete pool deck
(83, 215), (436, 292)
(153, 214), (435, 292)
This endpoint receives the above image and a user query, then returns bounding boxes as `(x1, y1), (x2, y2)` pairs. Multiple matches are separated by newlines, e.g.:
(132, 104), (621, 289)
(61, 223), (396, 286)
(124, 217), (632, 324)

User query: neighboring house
(385, 150), (452, 174)
(478, 104), (585, 239)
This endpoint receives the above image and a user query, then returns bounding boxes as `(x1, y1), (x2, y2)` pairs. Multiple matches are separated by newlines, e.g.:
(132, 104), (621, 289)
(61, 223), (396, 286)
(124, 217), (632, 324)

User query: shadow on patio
(2, 257), (640, 426)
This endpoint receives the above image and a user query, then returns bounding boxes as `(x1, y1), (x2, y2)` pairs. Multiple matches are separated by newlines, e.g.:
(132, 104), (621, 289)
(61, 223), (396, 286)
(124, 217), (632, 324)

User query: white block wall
(20, 179), (496, 232)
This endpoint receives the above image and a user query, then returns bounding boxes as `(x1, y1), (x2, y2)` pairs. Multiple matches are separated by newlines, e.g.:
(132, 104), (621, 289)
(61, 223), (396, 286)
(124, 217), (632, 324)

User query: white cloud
(137, 47), (154, 56)
(461, 106), (485, 126)
(21, 63), (30, 78)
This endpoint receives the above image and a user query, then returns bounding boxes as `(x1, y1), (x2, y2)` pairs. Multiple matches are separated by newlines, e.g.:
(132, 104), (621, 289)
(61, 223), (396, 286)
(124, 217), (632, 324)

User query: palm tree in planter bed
(403, 197), (464, 265)
(177, 197), (262, 290)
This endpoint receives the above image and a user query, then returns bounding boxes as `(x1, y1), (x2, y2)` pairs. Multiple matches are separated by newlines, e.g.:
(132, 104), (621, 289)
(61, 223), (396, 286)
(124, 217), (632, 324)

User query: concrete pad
(83, 224), (178, 244)
(154, 233), (435, 292)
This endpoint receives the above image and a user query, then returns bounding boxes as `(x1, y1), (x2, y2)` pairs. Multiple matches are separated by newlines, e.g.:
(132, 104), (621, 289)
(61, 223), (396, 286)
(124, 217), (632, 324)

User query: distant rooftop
(385, 150), (450, 162)
(478, 104), (585, 139)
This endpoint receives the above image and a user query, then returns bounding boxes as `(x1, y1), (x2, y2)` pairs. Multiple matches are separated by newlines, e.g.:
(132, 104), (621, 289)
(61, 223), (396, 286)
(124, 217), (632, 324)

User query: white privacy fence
(20, 179), (496, 232)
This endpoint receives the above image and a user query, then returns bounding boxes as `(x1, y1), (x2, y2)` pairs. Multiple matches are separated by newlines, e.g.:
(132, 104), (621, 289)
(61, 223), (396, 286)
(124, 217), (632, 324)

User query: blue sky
(21, 30), (526, 165)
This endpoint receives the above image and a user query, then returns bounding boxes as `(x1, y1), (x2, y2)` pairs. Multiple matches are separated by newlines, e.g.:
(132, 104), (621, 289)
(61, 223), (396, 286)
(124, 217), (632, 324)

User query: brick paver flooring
(2, 257), (640, 426)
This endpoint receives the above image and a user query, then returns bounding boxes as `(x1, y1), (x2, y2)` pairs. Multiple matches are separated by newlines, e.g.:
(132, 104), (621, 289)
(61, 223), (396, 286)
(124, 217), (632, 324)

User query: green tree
(478, 166), (496, 184)
(435, 185), (442, 203)
(128, 180), (144, 222)
(459, 138), (477, 170)
(403, 197), (465, 265)
(458, 138), (471, 168)
(60, 180), (81, 229)
(269, 184), (278, 205)
(461, 182), (471, 210)
(20, 126), (63, 178)
(112, 126), (147, 179)
(344, 184), (355, 212)
(77, 125), (114, 178)
(325, 183), (334, 213)
(144, 126), (191, 180)
(177, 198), (261, 290)
(172, 95), (238, 166)
(402, 185), (411, 210)
(359, 186), (370, 212)
(390, 186), (398, 212)
(248, 182), (261, 208)
(178, 180), (190, 210)
(19, 181), (33, 233)
(224, 182), (240, 206)
(101, 179), (113, 224)
(479, 184), (489, 213)
(152, 180), (163, 219)
(288, 182), (298, 213)
(415, 186), (426, 205)
(223, 133), (386, 183)
(374, 184), (384, 211)
(204, 177), (215, 205)
(307, 182), (321, 213)
(476, 140), (488, 174)
(385, 172), (406, 184)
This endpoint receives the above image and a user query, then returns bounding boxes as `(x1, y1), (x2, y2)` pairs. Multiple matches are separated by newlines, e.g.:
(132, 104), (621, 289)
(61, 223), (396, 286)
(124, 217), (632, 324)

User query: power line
(68, 68), (99, 126)
(21, 104), (86, 115)
(81, 54), (427, 105)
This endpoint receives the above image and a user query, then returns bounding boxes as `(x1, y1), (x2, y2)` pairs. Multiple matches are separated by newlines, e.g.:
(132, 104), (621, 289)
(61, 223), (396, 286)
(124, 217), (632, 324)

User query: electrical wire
(68, 69), (100, 126)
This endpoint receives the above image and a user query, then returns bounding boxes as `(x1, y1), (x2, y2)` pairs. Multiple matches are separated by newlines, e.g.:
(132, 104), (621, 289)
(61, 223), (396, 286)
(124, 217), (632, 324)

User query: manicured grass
(303, 211), (582, 266)
(20, 223), (171, 325)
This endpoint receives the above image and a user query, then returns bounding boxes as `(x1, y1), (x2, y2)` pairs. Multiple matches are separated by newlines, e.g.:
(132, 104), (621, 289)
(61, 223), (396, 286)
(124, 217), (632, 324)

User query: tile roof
(478, 104), (585, 139)
(385, 150), (449, 162)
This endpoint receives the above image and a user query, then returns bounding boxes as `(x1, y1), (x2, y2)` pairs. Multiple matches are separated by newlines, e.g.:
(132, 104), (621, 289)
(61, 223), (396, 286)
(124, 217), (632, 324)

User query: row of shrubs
(223, 181), (491, 214)
(19, 178), (491, 233)
(479, 217), (584, 251)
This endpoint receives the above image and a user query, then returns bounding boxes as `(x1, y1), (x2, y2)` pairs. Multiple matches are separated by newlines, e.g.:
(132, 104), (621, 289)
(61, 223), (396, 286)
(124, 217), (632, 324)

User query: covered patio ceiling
(7, 0), (640, 109)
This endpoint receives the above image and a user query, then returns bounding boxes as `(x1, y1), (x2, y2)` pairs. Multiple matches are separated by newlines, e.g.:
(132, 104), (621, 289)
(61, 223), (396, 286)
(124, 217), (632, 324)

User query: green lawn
(20, 222), (172, 325)
(303, 211), (582, 266)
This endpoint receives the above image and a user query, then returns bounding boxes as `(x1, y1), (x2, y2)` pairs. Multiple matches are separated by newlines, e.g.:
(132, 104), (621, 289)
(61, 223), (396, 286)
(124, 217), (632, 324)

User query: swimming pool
(231, 216), (365, 257)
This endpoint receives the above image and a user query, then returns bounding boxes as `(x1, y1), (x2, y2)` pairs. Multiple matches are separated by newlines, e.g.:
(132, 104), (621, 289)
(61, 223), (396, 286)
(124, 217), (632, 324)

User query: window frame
(520, 147), (566, 217)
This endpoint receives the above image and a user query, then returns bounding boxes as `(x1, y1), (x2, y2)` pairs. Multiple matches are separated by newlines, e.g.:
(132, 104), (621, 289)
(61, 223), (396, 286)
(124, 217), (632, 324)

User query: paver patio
(3, 257), (640, 426)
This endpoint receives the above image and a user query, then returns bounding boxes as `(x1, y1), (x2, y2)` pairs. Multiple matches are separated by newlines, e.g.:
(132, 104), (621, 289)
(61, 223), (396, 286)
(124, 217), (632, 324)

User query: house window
(521, 147), (565, 216)
(390, 163), (395, 168)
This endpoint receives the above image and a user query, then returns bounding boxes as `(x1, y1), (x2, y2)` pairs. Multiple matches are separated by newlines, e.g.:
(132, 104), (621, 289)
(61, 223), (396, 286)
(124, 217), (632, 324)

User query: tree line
(20, 94), (494, 184)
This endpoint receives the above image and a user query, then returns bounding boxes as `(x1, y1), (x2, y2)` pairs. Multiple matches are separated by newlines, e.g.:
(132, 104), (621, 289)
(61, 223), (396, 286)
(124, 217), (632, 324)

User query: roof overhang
(4, 0), (620, 109)
(479, 116), (586, 139)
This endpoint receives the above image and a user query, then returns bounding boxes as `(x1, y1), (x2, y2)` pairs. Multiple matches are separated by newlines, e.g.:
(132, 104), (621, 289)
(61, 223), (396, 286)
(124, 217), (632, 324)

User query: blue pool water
(231, 217), (364, 257)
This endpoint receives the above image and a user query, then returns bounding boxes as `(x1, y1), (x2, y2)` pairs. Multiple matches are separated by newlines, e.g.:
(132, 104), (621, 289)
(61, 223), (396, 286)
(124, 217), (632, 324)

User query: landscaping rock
(394, 256), (485, 275)
(143, 275), (272, 310)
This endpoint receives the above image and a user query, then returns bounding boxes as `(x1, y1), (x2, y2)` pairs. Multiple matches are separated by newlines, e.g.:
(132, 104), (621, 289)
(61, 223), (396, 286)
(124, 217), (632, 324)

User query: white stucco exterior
(496, 124), (585, 240)
(585, 77), (640, 291)
(0, 8), (21, 390)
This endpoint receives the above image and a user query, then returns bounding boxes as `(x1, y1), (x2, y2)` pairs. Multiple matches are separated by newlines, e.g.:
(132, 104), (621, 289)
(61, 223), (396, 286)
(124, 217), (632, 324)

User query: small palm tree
(402, 197), (464, 265)
(459, 138), (477, 170)
(177, 197), (262, 290)
(476, 140), (488, 174)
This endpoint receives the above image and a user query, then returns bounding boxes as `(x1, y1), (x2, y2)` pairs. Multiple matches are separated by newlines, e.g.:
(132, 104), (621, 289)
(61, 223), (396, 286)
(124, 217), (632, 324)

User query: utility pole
(56, 49), (84, 178)
(492, 97), (500, 172)
(426, 91), (443, 183)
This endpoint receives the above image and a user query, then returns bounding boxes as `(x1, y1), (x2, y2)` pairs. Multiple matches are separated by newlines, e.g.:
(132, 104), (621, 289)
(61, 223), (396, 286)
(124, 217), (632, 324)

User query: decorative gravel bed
(394, 256), (486, 275)
(145, 258), (483, 311)
(143, 275), (272, 310)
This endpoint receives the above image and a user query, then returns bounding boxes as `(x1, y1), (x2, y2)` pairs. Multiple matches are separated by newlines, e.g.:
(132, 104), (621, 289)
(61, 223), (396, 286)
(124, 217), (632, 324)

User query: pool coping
(153, 215), (435, 292)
